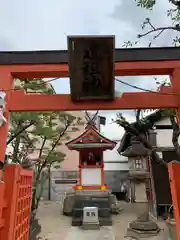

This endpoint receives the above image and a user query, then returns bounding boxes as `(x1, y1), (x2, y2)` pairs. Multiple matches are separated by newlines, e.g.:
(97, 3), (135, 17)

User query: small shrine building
(66, 125), (116, 191)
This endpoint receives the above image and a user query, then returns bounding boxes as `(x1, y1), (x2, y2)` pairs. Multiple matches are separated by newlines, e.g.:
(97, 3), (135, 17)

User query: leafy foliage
(134, 0), (180, 46)
(7, 78), (82, 210)
(116, 1), (180, 165)
(135, 0), (156, 10)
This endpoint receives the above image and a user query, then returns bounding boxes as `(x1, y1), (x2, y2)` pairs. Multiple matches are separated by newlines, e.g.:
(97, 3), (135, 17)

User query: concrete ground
(34, 201), (169, 240)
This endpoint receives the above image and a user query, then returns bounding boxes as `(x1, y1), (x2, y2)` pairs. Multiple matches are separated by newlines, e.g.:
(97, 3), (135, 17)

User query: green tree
(30, 110), (79, 211)
(115, 108), (179, 167)
(7, 78), (82, 211)
(117, 1), (180, 163)
(135, 0), (180, 46)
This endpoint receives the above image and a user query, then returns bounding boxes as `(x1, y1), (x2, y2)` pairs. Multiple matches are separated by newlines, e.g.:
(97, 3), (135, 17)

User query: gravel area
(33, 201), (169, 240)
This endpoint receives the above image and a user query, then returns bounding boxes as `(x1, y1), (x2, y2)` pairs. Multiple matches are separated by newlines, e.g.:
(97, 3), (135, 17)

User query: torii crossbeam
(3, 47), (180, 111)
(1, 46), (180, 237)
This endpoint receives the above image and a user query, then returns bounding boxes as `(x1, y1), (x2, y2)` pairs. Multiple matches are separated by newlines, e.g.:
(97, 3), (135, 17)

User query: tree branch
(38, 137), (47, 159)
(44, 122), (70, 162)
(37, 114), (55, 165)
(138, 16), (180, 40)
(36, 136), (47, 174)
(118, 120), (168, 167)
(7, 121), (34, 145)
(138, 26), (180, 39)
(170, 0), (180, 9)
(136, 110), (141, 122)
(35, 120), (72, 182)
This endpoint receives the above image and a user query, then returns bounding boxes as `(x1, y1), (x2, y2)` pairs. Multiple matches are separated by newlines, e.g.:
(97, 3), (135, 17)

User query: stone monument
(83, 206), (99, 229)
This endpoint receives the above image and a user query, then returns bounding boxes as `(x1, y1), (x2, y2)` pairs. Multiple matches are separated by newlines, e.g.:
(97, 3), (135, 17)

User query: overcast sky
(0, 0), (176, 139)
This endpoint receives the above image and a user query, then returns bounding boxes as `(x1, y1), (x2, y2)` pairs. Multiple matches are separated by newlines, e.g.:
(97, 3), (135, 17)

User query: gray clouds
(0, 0), (174, 138)
(111, 0), (176, 47)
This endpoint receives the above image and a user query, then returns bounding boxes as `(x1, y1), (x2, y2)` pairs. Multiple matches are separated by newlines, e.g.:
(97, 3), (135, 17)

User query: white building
(103, 140), (129, 197)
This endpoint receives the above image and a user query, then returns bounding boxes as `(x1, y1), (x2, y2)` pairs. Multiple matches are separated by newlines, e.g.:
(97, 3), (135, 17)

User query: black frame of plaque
(68, 35), (115, 101)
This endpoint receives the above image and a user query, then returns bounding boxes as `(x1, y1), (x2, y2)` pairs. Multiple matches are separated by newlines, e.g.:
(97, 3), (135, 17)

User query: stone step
(72, 214), (112, 227)
(83, 222), (100, 230)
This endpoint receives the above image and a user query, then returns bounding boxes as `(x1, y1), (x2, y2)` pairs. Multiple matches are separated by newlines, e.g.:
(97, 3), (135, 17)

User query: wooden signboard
(68, 35), (115, 101)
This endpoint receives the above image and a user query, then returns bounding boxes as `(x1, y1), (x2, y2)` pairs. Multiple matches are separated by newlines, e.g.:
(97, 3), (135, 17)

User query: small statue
(87, 152), (95, 165)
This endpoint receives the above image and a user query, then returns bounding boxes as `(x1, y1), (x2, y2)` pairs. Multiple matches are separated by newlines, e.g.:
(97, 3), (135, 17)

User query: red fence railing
(0, 164), (33, 240)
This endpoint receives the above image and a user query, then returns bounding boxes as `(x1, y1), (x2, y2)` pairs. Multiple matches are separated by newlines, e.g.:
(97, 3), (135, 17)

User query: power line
(0, 76), (179, 97)
(44, 77), (60, 83)
(115, 77), (179, 96)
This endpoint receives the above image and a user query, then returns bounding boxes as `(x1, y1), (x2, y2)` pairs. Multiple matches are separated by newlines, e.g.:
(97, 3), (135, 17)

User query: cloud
(100, 111), (135, 140)
(0, 0), (173, 126)
(0, 0), (120, 50)
(111, 0), (175, 47)
(0, 0), (173, 50)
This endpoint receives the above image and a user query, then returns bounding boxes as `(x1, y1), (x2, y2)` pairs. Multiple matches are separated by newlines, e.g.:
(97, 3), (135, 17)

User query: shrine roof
(66, 126), (116, 150)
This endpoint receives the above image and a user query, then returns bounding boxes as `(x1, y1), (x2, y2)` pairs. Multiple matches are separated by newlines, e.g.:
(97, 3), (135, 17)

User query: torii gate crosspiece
(0, 36), (180, 236)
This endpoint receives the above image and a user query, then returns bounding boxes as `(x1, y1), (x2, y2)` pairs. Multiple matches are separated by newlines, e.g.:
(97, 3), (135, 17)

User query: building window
(134, 159), (143, 169)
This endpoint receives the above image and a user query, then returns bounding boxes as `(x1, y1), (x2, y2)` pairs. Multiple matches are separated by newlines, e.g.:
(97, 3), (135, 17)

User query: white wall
(82, 168), (102, 186)
(155, 129), (174, 148)
(104, 162), (129, 171)
(103, 141), (129, 171)
(154, 117), (179, 148)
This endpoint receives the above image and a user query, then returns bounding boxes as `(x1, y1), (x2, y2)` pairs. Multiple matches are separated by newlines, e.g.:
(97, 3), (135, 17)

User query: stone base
(71, 193), (113, 227)
(82, 222), (100, 230)
(63, 190), (120, 216)
(99, 217), (112, 226)
(125, 212), (161, 239)
(72, 217), (82, 226)
(126, 228), (160, 239)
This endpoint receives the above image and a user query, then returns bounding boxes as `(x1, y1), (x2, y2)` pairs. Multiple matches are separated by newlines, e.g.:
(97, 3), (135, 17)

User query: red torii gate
(0, 46), (180, 238)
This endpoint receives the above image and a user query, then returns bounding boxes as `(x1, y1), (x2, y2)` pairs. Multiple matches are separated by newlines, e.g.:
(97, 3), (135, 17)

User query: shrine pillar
(170, 68), (180, 124)
(169, 68), (180, 239)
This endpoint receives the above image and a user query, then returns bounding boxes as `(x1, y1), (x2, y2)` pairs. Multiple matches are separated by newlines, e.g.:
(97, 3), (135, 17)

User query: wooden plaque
(68, 35), (115, 101)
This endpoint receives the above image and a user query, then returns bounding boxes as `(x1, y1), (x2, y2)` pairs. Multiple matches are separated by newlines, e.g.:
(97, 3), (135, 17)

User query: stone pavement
(64, 227), (114, 240)
(35, 201), (169, 240)
(34, 201), (70, 240)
